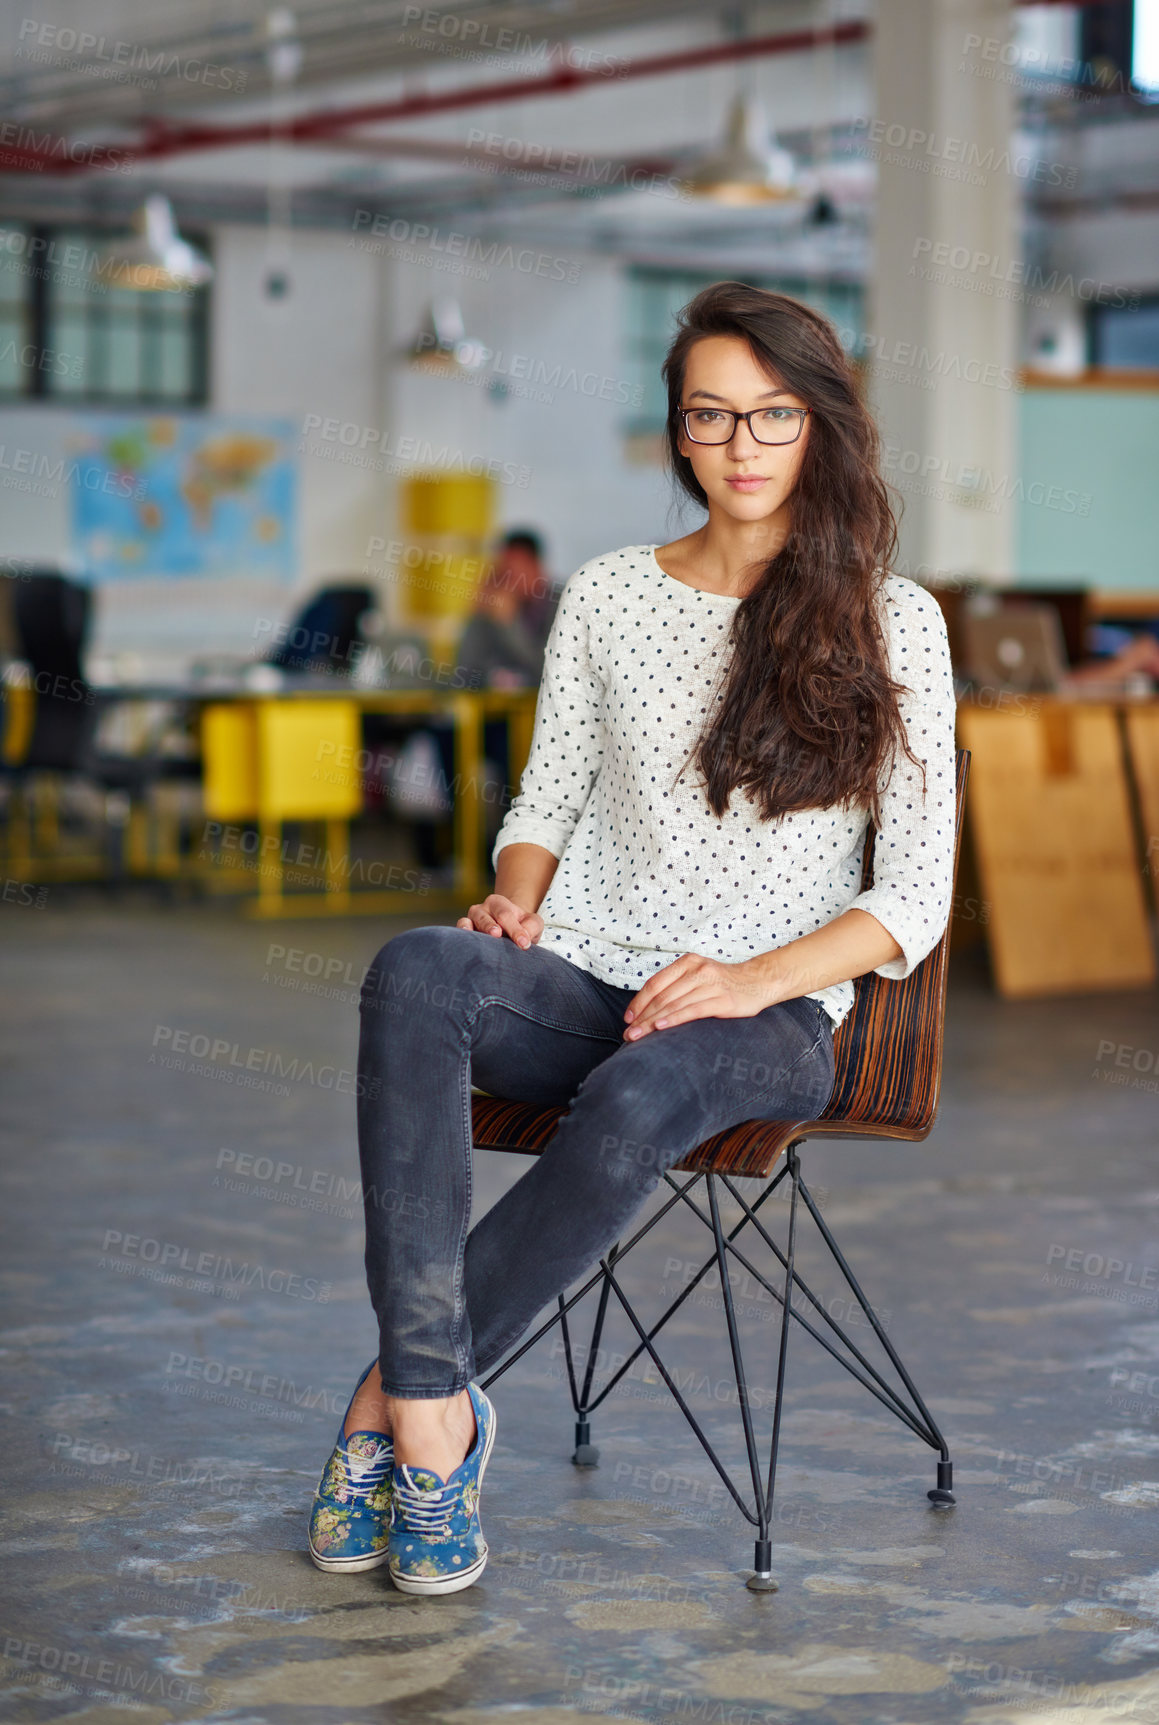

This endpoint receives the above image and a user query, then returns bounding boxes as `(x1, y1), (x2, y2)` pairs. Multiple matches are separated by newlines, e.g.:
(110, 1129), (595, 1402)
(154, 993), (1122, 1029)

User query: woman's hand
(456, 894), (544, 950)
(621, 953), (774, 1039)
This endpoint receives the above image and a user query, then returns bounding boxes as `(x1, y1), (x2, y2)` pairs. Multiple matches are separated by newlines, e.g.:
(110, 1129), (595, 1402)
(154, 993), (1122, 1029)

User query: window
(1090, 295), (1159, 370)
(0, 220), (209, 405)
(624, 267), (866, 439)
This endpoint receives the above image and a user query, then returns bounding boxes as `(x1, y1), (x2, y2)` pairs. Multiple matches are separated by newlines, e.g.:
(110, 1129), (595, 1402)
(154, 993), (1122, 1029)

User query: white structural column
(867, 0), (1020, 582)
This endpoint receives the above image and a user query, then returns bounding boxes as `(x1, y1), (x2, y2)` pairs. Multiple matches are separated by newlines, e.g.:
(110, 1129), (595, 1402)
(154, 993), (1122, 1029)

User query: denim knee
(360, 924), (462, 1020)
(574, 1072), (687, 1189)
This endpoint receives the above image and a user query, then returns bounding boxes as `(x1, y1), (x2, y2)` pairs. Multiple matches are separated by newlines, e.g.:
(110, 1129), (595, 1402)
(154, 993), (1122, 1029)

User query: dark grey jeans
(356, 924), (835, 1397)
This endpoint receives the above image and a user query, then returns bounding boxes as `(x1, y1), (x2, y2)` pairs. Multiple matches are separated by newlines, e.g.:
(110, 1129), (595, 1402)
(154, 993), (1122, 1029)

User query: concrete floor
(2, 893), (1159, 1725)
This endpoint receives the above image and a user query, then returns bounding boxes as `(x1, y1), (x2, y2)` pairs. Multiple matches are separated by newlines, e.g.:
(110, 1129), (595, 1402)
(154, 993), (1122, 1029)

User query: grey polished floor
(2, 894), (1158, 1724)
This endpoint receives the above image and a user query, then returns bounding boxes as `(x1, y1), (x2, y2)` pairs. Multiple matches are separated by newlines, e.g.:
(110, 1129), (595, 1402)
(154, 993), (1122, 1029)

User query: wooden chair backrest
(817, 748), (971, 1140)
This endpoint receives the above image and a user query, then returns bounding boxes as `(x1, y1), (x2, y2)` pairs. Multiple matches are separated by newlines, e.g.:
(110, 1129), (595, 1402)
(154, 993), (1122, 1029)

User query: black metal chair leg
(792, 1177), (956, 1512)
(748, 1146), (800, 1592)
(559, 1243), (620, 1466)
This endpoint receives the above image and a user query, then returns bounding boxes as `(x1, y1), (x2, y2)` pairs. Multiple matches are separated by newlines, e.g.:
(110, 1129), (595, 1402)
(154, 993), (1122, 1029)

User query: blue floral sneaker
(387, 1381), (496, 1596)
(307, 1360), (394, 1573)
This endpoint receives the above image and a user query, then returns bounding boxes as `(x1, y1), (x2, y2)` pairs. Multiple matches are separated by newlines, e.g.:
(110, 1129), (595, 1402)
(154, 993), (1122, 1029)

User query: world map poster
(69, 413), (296, 580)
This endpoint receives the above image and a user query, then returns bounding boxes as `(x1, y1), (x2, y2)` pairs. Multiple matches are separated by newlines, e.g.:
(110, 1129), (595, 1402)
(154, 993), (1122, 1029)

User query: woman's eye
(693, 410), (723, 423)
(762, 408), (793, 422)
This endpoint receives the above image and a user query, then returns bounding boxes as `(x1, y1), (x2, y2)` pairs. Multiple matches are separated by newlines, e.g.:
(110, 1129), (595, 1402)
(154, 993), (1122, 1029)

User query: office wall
(380, 249), (680, 609)
(1016, 386), (1159, 589)
(4, 217), (1157, 672)
(0, 226), (387, 678)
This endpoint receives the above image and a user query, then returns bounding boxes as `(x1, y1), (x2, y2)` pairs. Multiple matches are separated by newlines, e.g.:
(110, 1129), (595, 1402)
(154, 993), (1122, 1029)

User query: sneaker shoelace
(337, 1437), (391, 1505)
(392, 1466), (457, 1539)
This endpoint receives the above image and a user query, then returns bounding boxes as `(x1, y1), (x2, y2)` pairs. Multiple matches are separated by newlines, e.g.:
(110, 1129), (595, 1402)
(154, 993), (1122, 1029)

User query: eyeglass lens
(682, 408), (804, 445)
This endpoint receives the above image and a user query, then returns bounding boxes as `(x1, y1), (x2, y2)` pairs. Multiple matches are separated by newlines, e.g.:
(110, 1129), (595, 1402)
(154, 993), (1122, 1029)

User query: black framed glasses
(678, 405), (810, 446)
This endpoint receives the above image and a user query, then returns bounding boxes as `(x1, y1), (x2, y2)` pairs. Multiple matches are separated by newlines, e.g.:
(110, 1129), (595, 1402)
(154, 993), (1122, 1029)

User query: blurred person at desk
(382, 531), (559, 875)
(456, 529), (558, 690)
(1061, 631), (1159, 695)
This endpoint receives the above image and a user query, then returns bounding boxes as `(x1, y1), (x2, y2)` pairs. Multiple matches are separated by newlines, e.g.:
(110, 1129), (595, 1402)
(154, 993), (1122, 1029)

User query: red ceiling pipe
(2, 20), (869, 174)
(1, 1), (1133, 178)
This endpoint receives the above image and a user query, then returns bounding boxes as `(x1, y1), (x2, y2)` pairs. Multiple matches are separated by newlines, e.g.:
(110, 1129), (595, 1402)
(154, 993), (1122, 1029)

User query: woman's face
(676, 334), (810, 528)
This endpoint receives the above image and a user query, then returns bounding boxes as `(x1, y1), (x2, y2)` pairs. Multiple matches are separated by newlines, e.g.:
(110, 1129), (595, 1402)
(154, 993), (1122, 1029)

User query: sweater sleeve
(843, 579), (957, 979)
(491, 568), (606, 867)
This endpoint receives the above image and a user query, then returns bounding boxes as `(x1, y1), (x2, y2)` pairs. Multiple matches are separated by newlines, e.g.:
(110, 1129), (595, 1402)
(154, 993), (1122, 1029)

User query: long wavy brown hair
(662, 281), (920, 828)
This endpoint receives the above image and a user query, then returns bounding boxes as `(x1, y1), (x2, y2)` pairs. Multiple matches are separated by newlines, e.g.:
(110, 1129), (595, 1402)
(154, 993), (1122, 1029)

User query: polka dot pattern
(492, 544), (957, 1030)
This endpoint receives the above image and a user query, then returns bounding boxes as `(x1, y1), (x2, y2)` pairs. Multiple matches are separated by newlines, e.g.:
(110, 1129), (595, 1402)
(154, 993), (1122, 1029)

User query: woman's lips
(725, 475), (768, 491)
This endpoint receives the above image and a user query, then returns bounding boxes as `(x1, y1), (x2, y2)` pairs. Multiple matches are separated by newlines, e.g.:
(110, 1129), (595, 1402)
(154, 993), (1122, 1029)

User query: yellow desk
(200, 686), (537, 918)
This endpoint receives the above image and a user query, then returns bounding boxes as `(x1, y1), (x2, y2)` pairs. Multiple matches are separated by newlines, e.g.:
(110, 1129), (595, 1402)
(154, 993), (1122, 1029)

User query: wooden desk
(956, 693), (1157, 997)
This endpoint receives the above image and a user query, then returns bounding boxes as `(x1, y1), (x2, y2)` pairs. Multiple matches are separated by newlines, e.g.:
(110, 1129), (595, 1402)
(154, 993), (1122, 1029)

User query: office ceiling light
(406, 297), (488, 374)
(263, 8), (303, 299)
(682, 93), (796, 204)
(98, 195), (212, 291)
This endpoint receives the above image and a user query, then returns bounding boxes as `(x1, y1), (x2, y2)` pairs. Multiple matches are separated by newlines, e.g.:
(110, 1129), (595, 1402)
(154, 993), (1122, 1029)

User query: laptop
(960, 601), (1069, 694)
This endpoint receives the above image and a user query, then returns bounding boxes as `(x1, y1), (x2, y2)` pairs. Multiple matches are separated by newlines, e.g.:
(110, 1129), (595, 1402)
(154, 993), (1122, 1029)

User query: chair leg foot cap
(746, 1572), (779, 1593)
(572, 1444), (600, 1467)
(927, 1488), (956, 1508)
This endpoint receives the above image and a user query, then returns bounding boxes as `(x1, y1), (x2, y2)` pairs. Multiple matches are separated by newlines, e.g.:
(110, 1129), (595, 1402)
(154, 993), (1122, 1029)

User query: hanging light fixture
(98, 194), (213, 291)
(405, 298), (488, 375)
(263, 7), (303, 299)
(681, 93), (797, 204)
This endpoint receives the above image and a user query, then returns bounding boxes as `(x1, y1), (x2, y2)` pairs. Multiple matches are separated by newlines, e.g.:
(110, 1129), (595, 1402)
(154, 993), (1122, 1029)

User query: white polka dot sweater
(491, 544), (957, 1029)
